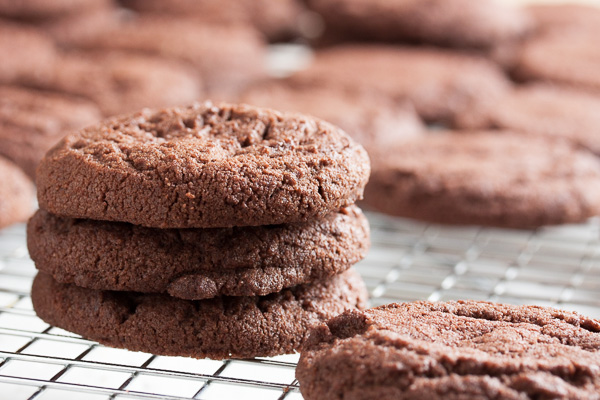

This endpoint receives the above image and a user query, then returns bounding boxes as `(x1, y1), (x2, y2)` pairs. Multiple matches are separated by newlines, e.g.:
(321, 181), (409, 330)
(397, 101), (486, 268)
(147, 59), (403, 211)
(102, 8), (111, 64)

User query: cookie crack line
(433, 306), (600, 335)
(364, 332), (597, 387)
(327, 302), (600, 343)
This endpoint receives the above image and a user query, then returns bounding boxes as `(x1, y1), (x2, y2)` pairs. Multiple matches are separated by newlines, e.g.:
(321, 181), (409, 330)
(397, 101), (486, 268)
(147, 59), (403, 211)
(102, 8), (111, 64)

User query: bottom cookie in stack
(32, 269), (367, 359)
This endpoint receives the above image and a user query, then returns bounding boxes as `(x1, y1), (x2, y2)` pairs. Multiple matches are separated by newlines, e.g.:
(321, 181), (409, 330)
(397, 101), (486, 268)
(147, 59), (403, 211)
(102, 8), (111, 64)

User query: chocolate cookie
(364, 131), (600, 228)
(297, 300), (600, 400)
(27, 50), (202, 117)
(293, 46), (510, 124)
(239, 80), (424, 155)
(37, 102), (370, 228)
(0, 21), (56, 84)
(119, 0), (304, 42)
(68, 16), (267, 95)
(0, 0), (108, 18)
(456, 84), (600, 156)
(0, 156), (35, 229)
(0, 85), (101, 178)
(27, 206), (369, 299)
(514, 32), (600, 93)
(308, 0), (531, 49)
(32, 269), (368, 359)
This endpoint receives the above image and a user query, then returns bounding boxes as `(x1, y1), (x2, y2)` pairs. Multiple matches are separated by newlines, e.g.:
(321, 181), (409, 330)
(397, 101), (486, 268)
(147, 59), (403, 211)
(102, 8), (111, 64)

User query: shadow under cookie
(31, 269), (368, 360)
(27, 206), (370, 299)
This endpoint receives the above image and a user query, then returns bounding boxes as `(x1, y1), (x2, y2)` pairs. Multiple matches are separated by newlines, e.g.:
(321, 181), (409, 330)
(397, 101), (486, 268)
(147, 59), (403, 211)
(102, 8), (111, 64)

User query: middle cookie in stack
(28, 101), (371, 359)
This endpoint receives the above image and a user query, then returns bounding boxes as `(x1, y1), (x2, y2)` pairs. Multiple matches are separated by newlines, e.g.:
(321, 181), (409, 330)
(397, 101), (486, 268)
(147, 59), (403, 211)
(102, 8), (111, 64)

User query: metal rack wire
(1, 212), (600, 399)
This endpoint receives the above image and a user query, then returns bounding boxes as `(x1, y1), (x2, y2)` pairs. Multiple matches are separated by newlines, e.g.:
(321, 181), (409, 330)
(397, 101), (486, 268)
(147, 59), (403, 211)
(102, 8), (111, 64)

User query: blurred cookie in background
(33, 1), (123, 48)
(292, 45), (511, 126)
(0, 21), (57, 84)
(364, 131), (600, 229)
(307, 0), (532, 49)
(514, 31), (600, 93)
(456, 84), (600, 156)
(527, 3), (600, 37)
(64, 16), (268, 97)
(0, 156), (35, 229)
(0, 0), (119, 48)
(238, 79), (424, 155)
(24, 50), (202, 117)
(119, 0), (307, 43)
(0, 0), (110, 19)
(0, 86), (101, 178)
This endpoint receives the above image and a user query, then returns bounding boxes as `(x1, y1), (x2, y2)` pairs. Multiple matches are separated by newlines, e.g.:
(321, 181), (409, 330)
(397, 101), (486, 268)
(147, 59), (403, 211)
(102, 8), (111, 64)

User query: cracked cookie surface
(297, 300), (600, 400)
(36, 101), (370, 228)
(32, 269), (368, 359)
(27, 206), (370, 299)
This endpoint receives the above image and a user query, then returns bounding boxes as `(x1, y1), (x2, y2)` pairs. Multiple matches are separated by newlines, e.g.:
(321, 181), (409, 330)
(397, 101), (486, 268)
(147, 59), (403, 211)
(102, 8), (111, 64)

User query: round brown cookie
(528, 4), (600, 37)
(119, 0), (305, 42)
(32, 269), (368, 359)
(37, 102), (370, 228)
(297, 300), (600, 400)
(514, 31), (600, 93)
(0, 0), (109, 18)
(456, 84), (600, 156)
(27, 50), (202, 117)
(0, 21), (56, 84)
(307, 0), (531, 49)
(293, 46), (511, 125)
(0, 156), (35, 229)
(67, 16), (267, 95)
(239, 80), (424, 155)
(364, 131), (600, 228)
(0, 86), (101, 178)
(27, 206), (370, 299)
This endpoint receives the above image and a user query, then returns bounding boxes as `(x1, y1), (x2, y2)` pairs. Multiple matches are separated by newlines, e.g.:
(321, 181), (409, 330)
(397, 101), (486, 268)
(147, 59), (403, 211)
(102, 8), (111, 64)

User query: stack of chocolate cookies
(28, 101), (371, 359)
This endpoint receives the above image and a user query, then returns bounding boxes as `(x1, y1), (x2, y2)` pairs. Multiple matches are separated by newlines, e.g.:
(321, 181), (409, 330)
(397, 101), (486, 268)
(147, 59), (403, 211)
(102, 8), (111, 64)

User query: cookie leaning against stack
(29, 101), (371, 359)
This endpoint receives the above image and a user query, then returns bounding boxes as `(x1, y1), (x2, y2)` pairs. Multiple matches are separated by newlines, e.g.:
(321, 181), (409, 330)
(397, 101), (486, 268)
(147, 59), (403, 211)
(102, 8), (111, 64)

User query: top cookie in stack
(29, 101), (371, 359)
(36, 101), (369, 228)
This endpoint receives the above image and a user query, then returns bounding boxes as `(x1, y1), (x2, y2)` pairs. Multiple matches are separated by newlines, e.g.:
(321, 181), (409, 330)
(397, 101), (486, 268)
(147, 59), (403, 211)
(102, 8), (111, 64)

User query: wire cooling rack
(1, 212), (600, 399)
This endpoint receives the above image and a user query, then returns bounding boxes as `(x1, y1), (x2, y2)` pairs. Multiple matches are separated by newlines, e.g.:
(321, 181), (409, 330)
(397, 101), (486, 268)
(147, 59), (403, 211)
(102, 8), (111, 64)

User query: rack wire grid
(1, 211), (600, 400)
